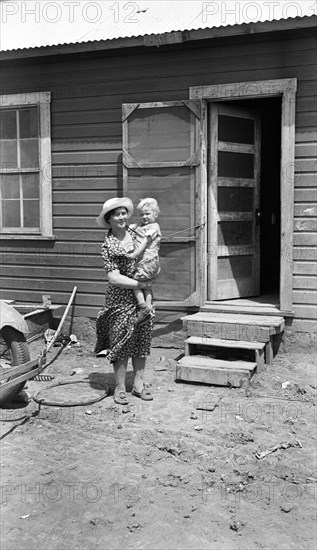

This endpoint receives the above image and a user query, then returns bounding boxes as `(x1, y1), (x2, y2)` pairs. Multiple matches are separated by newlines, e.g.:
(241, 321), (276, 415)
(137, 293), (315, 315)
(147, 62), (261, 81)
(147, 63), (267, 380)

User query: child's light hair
(137, 198), (160, 216)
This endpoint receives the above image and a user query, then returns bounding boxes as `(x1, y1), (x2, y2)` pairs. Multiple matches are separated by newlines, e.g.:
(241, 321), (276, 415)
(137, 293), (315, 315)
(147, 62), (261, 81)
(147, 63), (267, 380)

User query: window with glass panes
(0, 92), (52, 237)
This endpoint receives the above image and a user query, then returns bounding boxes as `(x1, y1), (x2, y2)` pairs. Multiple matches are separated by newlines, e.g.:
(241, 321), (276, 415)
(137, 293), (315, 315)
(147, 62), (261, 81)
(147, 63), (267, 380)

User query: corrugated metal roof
(1, 0), (316, 52)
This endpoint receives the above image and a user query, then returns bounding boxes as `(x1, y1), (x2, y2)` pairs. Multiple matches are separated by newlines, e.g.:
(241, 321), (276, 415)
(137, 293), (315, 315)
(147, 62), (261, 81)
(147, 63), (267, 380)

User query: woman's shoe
(114, 390), (129, 405)
(132, 386), (153, 401)
(96, 348), (109, 357)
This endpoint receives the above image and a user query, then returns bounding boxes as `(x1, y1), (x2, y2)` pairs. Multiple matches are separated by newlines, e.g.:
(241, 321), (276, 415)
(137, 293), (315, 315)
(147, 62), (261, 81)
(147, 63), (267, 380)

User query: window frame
(0, 91), (53, 239)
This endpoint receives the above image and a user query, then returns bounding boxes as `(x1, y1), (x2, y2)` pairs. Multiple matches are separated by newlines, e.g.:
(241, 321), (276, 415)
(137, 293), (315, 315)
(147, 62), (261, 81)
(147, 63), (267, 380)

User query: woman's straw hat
(96, 197), (134, 227)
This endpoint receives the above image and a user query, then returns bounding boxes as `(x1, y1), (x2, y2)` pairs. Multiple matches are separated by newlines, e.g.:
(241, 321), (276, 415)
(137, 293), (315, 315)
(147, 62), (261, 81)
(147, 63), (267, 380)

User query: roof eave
(0, 15), (316, 61)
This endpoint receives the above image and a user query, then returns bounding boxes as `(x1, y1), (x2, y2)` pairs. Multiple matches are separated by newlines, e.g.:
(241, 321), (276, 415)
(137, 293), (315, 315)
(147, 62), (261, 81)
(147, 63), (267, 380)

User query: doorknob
(255, 209), (261, 226)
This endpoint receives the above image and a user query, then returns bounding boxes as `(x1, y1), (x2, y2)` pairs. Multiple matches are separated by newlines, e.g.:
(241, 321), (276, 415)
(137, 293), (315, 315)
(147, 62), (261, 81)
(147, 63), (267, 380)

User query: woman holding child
(94, 196), (161, 405)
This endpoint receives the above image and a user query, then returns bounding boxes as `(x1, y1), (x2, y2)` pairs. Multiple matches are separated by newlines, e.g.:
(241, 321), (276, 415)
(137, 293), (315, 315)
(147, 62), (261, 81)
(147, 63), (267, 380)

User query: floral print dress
(94, 228), (154, 362)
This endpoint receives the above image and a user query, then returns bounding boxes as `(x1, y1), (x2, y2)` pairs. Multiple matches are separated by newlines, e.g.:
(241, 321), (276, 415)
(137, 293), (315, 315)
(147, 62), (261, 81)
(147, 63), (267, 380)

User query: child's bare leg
(144, 289), (152, 309)
(134, 287), (151, 325)
(134, 288), (146, 306)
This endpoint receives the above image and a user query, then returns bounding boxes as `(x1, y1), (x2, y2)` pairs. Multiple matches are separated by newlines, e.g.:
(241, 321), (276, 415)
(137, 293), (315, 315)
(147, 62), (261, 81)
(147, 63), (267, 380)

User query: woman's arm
(107, 270), (151, 290)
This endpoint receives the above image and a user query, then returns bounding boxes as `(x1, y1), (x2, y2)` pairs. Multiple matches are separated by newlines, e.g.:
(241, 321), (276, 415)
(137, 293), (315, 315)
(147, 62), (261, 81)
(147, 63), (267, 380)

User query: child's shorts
(134, 257), (160, 282)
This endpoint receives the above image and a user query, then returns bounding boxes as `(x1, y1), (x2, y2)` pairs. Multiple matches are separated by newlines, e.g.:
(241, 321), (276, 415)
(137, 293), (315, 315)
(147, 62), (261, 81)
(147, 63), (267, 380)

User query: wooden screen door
(122, 100), (202, 306)
(208, 103), (261, 300)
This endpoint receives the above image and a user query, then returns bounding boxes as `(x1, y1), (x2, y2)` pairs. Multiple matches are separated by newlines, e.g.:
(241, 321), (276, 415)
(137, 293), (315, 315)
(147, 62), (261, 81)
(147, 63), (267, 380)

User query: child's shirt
(130, 222), (161, 262)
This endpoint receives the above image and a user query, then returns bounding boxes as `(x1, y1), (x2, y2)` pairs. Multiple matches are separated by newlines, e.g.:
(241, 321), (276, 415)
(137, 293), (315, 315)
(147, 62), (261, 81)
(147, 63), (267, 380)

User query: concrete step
(184, 336), (266, 371)
(176, 355), (257, 387)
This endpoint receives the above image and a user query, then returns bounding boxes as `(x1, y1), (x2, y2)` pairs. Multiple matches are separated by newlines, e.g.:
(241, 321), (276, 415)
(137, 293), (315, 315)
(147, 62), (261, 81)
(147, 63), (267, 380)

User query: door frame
(190, 78), (297, 314)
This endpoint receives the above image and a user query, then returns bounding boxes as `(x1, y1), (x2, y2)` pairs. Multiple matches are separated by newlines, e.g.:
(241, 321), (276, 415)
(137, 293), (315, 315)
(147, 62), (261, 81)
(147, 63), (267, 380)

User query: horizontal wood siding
(1, 29), (316, 331)
(293, 38), (317, 330)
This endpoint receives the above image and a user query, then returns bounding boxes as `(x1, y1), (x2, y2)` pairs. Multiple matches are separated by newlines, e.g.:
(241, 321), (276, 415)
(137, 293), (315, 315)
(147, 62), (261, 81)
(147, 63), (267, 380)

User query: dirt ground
(1, 317), (316, 550)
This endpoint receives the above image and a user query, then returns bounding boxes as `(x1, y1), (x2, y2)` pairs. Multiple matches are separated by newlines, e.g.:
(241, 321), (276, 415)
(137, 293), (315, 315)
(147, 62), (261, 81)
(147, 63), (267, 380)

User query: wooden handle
(46, 286), (77, 352)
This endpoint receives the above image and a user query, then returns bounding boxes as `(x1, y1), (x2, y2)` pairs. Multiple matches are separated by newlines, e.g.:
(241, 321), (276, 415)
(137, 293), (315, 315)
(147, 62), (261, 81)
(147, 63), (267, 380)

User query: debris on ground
(280, 504), (294, 513)
(195, 392), (228, 412)
(230, 520), (245, 532)
(44, 329), (71, 347)
(70, 368), (84, 376)
(255, 440), (302, 460)
(154, 356), (170, 371)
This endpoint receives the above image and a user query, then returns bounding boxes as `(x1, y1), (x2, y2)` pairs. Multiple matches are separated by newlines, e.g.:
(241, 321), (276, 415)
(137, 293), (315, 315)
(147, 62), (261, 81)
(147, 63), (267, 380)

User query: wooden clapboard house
(0, 3), (316, 382)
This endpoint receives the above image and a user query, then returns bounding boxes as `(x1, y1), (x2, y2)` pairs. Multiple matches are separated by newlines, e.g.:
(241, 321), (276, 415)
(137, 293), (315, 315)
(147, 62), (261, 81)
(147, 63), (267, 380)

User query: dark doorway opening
(228, 97), (282, 296)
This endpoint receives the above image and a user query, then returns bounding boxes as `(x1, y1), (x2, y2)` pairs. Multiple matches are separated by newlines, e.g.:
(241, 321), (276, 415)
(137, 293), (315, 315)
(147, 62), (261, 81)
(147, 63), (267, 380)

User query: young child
(128, 198), (161, 324)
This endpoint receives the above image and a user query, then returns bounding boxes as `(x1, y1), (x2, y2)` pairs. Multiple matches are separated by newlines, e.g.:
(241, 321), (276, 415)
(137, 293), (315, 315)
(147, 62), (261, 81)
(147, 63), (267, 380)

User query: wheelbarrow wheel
(0, 326), (30, 406)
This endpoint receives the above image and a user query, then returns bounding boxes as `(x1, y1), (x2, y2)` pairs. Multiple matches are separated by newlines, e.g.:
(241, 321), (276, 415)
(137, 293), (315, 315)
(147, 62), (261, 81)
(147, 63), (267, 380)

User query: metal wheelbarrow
(0, 301), (45, 406)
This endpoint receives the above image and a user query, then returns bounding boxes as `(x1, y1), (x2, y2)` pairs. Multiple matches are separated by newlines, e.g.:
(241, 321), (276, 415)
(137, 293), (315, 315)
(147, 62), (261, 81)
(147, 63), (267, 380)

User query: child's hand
(138, 281), (152, 289)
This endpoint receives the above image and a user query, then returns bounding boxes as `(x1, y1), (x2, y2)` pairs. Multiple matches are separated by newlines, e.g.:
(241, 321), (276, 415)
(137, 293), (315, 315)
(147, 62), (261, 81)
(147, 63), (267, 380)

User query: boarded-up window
(0, 93), (52, 237)
(123, 101), (202, 305)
